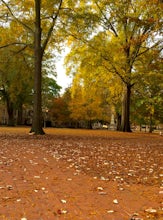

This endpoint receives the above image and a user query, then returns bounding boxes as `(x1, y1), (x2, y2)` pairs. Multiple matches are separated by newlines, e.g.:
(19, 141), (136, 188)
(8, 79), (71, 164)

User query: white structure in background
(109, 107), (116, 130)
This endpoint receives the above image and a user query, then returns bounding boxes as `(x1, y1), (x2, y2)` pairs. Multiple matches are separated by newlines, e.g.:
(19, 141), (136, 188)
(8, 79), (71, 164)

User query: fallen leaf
(145, 208), (157, 213)
(97, 186), (104, 191)
(7, 185), (13, 190)
(107, 210), (114, 214)
(57, 209), (68, 215)
(113, 199), (119, 204)
(61, 199), (67, 204)
(34, 176), (40, 178)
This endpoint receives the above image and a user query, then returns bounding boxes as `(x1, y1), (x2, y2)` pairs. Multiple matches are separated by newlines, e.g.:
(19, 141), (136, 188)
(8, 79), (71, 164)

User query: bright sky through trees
(56, 48), (72, 93)
(56, 58), (72, 93)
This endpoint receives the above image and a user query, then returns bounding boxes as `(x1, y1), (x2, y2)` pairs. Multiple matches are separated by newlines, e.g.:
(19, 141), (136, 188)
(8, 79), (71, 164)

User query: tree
(0, 0), (64, 134)
(65, 36), (124, 129)
(50, 94), (71, 127)
(42, 76), (61, 108)
(67, 73), (112, 128)
(30, 0), (44, 134)
(131, 48), (163, 131)
(0, 45), (33, 125)
(64, 0), (163, 132)
(131, 72), (163, 131)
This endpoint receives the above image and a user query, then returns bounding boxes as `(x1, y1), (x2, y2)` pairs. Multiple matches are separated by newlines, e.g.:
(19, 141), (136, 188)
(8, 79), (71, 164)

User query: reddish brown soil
(0, 127), (162, 220)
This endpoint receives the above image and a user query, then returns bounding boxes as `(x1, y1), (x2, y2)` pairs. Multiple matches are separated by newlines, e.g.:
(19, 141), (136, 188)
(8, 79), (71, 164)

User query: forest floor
(0, 127), (162, 220)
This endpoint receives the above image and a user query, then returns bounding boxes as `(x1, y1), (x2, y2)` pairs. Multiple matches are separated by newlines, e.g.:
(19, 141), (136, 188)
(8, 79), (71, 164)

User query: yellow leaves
(22, 0), (34, 8)
(63, 0), (76, 8)
(67, 36), (75, 47)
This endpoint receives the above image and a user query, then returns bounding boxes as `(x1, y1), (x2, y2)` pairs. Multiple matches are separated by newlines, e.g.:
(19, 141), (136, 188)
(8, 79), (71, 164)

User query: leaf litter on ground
(0, 128), (162, 219)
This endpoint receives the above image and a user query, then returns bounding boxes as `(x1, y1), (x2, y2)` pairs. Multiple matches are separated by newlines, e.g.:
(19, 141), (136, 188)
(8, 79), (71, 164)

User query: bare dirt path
(0, 127), (162, 219)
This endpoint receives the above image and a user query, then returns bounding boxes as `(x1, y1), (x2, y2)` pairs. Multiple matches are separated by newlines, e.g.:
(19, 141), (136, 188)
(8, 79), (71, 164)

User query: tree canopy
(64, 0), (163, 131)
(0, 0), (63, 131)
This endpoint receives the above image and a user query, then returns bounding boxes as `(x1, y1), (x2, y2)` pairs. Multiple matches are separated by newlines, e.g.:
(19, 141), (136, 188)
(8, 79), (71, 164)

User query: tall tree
(0, 0), (64, 134)
(30, 0), (64, 134)
(31, 0), (44, 134)
(65, 37), (123, 129)
(65, 0), (163, 132)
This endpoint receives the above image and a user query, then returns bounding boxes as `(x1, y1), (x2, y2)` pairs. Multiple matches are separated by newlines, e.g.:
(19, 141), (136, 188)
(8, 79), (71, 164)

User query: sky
(55, 49), (72, 94)
(56, 60), (72, 93)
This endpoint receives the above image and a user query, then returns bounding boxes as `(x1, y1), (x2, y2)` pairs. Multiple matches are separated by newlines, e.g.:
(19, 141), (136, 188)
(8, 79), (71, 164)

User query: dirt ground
(0, 127), (162, 220)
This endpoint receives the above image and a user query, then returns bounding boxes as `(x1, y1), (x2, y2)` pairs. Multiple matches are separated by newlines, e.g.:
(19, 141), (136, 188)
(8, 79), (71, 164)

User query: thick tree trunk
(30, 0), (44, 134)
(121, 84), (132, 132)
(116, 113), (121, 131)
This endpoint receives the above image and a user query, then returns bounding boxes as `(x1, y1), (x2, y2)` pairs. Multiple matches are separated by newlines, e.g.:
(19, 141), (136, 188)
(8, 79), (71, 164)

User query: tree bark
(6, 99), (15, 126)
(116, 113), (121, 131)
(17, 104), (23, 125)
(121, 84), (132, 132)
(149, 113), (153, 133)
(30, 0), (44, 134)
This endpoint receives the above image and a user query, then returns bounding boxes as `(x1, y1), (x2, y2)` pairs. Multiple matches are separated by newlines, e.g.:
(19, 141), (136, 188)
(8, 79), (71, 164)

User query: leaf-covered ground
(0, 127), (162, 219)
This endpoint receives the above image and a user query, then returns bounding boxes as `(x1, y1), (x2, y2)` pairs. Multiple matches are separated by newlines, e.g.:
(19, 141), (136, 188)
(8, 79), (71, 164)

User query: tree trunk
(30, 0), (44, 134)
(6, 99), (15, 126)
(17, 104), (23, 125)
(116, 113), (121, 131)
(87, 120), (92, 129)
(149, 113), (153, 133)
(121, 84), (132, 132)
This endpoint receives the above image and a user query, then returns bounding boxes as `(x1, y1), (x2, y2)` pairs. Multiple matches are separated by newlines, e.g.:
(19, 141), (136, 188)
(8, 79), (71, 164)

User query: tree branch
(0, 42), (29, 49)
(1, 0), (33, 33)
(41, 0), (63, 54)
(95, 1), (118, 37)
(103, 61), (127, 84)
